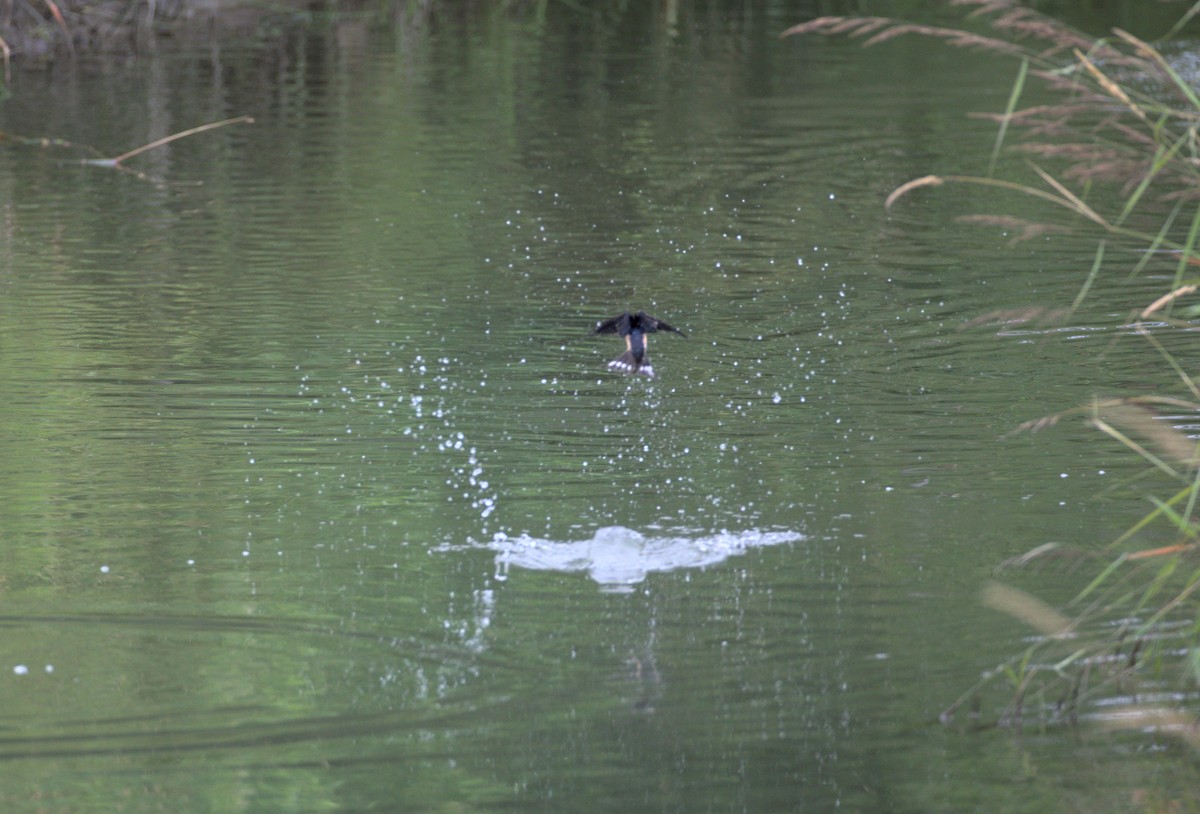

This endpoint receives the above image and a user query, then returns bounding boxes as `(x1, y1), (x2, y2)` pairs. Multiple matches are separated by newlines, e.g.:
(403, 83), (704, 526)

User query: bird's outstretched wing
(592, 312), (633, 336)
(635, 312), (686, 337)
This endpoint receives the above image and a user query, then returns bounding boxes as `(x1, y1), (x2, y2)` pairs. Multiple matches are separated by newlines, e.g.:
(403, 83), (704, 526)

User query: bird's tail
(607, 351), (655, 378)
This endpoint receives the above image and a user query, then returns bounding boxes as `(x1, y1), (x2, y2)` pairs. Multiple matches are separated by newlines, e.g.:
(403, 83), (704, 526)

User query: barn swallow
(591, 311), (686, 378)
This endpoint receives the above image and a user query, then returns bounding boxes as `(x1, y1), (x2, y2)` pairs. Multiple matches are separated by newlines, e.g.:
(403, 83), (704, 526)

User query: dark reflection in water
(0, 612), (488, 753)
(0, 1), (1190, 812)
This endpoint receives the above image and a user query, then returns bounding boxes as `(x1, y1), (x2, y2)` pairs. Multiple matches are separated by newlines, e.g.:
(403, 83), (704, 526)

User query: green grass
(788, 1), (1200, 744)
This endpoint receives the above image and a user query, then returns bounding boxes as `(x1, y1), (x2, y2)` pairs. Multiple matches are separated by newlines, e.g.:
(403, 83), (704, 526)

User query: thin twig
(81, 115), (254, 167)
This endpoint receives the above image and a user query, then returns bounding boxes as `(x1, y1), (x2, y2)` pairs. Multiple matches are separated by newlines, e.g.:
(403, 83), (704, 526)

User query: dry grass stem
(1126, 543), (1197, 561)
(787, 5), (1200, 209)
(1000, 542), (1063, 569)
(960, 305), (1072, 329)
(1142, 285), (1200, 318)
(885, 175), (944, 209)
(779, 17), (1026, 57)
(1093, 403), (1200, 467)
(1074, 48), (1149, 124)
(953, 0), (1144, 68)
(982, 581), (1075, 638)
(1089, 416), (1184, 479)
(1002, 397), (1200, 440)
(1029, 163), (1108, 227)
(998, 542), (1096, 570)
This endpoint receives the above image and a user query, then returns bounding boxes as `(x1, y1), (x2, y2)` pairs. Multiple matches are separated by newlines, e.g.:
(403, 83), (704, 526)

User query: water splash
(487, 525), (802, 593)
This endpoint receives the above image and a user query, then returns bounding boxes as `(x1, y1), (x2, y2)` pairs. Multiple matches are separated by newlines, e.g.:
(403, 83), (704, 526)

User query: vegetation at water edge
(788, 0), (1200, 751)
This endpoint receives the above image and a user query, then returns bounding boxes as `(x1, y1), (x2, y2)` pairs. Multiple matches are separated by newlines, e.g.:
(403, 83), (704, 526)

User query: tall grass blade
(1102, 402), (1198, 466)
(1116, 131), (1186, 227)
(1053, 649), (1089, 672)
(1162, 2), (1200, 41)
(1073, 554), (1127, 604)
(1088, 417), (1181, 479)
(1130, 200), (1186, 279)
(1070, 240), (1104, 312)
(889, 172), (1100, 222)
(1111, 482), (1196, 548)
(1133, 323), (1200, 400)
(1029, 163), (1109, 228)
(1172, 204), (1200, 293)
(1147, 496), (1198, 536)
(989, 58), (1028, 177)
(1181, 466), (1200, 533)
(1136, 560), (1200, 626)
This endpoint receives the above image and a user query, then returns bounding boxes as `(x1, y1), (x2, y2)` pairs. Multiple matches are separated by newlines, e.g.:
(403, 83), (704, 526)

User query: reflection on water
(0, 611), (488, 755)
(0, 1), (1189, 812)
(485, 525), (803, 591)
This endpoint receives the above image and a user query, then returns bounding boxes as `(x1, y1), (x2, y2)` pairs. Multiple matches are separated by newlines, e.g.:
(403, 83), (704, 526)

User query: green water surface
(0, 2), (1194, 811)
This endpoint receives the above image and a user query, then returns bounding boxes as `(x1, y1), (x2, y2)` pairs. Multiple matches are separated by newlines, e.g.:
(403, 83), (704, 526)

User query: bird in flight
(591, 311), (686, 378)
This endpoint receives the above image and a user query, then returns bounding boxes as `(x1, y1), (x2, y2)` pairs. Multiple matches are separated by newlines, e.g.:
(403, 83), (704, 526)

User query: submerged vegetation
(790, 0), (1200, 746)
